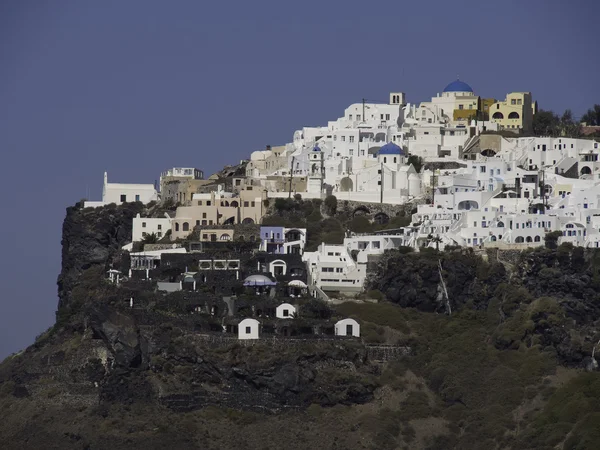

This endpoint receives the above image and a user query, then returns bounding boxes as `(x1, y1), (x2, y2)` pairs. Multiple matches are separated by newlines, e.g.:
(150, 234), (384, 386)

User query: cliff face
(57, 202), (144, 310)
(2, 202), (600, 450)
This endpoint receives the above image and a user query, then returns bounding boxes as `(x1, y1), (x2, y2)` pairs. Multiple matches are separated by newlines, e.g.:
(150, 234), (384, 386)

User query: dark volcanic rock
(57, 202), (144, 311)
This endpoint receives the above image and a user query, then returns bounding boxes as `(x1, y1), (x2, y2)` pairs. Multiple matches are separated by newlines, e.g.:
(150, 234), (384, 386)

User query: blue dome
(312, 145), (321, 152)
(443, 79), (473, 93)
(379, 142), (405, 155)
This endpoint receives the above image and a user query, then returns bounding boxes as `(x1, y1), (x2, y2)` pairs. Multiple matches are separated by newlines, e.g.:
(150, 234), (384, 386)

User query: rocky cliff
(2, 202), (600, 450)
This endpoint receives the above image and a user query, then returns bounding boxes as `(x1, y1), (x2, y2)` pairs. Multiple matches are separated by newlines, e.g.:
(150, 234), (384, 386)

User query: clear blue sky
(0, 0), (598, 359)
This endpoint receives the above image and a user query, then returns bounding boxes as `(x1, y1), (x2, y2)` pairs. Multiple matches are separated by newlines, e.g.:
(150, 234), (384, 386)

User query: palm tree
(142, 232), (158, 244)
(427, 234), (442, 251)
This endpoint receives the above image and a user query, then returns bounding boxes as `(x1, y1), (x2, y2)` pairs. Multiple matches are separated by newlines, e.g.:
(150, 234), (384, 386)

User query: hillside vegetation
(1, 202), (600, 449)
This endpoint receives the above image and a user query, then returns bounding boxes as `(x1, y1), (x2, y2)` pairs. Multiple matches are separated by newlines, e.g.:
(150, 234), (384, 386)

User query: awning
(243, 274), (277, 286)
(288, 280), (307, 288)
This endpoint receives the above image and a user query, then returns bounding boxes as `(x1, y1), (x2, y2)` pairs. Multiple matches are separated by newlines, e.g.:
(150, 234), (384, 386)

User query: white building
(84, 172), (158, 208)
(160, 167), (204, 184)
(303, 243), (365, 294)
(259, 226), (307, 255)
(335, 318), (360, 337)
(276, 303), (296, 319)
(132, 213), (173, 242)
(238, 318), (260, 340)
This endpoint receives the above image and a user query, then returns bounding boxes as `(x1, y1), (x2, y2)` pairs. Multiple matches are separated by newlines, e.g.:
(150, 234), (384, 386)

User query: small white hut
(335, 318), (360, 337)
(276, 303), (296, 319)
(238, 318), (260, 340)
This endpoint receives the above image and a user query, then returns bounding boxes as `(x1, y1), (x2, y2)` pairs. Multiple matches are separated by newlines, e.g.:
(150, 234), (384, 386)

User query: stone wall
(338, 199), (424, 219)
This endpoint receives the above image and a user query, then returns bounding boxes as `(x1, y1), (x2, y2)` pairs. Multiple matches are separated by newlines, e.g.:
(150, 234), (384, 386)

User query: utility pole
(320, 151), (324, 194)
(431, 169), (436, 206)
(362, 98), (366, 122)
(288, 156), (295, 198)
(380, 162), (384, 203)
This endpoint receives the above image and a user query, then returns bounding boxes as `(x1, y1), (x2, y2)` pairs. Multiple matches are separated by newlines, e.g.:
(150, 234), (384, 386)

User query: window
(197, 201), (202, 206)
(517, 99), (522, 105)
(424, 131), (429, 135)
(349, 149), (354, 156)
(459, 104), (464, 110)
(209, 220), (213, 225)
(474, 222), (477, 227)
(356, 114), (361, 121)
(394, 157), (397, 163)
(482, 221), (487, 228)
(386, 114), (390, 120)
(349, 136), (354, 143)
(349, 114), (352, 120)
(246, 326), (251, 334)
(381, 114), (384, 120)
(480, 166), (486, 173)
(196, 220), (200, 226)
(135, 195), (140, 202)
(157, 232), (162, 238)
(360, 149), (365, 156)
(157, 224), (162, 230)
(244, 201), (249, 207)
(202, 212), (207, 218)
(384, 157), (387, 163)
(142, 222), (146, 228)
(283, 309), (289, 317)
(206, 201), (211, 206)
(251, 201), (255, 207)
(142, 232), (147, 237)
(202, 220), (207, 226)
(511, 99), (516, 105)
(341, 136), (345, 142)
(120, 194), (126, 202)
(334, 135), (337, 141)
(203, 234), (208, 239)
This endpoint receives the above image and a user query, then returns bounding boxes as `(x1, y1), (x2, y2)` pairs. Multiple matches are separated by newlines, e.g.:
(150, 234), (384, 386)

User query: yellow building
(452, 97), (496, 122)
(489, 92), (535, 133)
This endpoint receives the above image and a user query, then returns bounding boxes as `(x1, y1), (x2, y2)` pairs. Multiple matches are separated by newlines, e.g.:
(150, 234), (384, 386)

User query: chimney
(266, 145), (272, 151)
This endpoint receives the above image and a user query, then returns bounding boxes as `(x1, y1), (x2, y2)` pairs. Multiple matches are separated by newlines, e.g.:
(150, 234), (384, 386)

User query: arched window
(175, 223), (180, 232)
(183, 222), (189, 232)
(515, 236), (524, 243)
(526, 236), (533, 243)
(492, 112), (504, 119)
(534, 236), (541, 242)
(220, 234), (231, 241)
(508, 112), (520, 119)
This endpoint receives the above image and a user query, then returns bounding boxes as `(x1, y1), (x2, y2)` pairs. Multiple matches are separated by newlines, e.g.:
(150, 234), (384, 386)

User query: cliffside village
(85, 79), (600, 339)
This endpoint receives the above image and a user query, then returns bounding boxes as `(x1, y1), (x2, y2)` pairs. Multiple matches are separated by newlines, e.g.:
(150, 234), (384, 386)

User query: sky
(0, 0), (598, 359)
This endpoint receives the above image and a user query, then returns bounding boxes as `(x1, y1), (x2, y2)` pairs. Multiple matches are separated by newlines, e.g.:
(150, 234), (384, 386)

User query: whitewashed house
(303, 243), (365, 294)
(276, 303), (296, 319)
(238, 318), (260, 340)
(335, 318), (360, 337)
(132, 213), (173, 242)
(84, 172), (158, 208)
